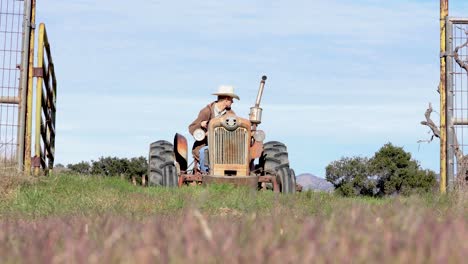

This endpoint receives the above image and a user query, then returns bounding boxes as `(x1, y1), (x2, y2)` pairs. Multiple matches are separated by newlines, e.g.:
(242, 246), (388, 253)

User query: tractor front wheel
(261, 141), (295, 193)
(148, 140), (178, 187)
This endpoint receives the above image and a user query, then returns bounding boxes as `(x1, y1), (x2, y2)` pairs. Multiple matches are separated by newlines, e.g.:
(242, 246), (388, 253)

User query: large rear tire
(290, 168), (297, 192)
(261, 141), (295, 193)
(148, 140), (178, 187)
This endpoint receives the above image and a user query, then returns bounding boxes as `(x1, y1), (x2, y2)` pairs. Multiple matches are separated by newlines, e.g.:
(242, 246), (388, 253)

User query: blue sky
(36, 0), (468, 177)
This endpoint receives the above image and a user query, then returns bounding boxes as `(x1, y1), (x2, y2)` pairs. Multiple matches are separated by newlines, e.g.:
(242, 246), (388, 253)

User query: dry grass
(0, 174), (466, 263)
(0, 205), (466, 263)
(0, 170), (36, 200)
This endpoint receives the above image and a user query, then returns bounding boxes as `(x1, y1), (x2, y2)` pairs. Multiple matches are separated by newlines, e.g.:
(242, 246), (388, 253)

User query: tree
(67, 156), (148, 177)
(325, 143), (437, 197)
(127, 156), (148, 185)
(127, 156), (147, 177)
(67, 161), (91, 174)
(370, 143), (436, 196)
(90, 156), (129, 176)
(325, 156), (375, 196)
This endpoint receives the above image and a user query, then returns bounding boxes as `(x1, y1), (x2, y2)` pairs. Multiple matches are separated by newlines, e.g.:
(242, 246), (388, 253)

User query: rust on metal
(257, 175), (279, 192)
(258, 176), (273, 183)
(181, 174), (203, 182)
(158, 75), (299, 194)
(178, 174), (183, 187)
(203, 175), (258, 189)
(249, 141), (263, 160)
(208, 114), (251, 176)
(179, 171), (288, 193)
(31, 156), (41, 168)
(0, 97), (20, 104)
(440, 0), (449, 193)
(272, 176), (279, 192)
(32, 23), (57, 175)
(174, 133), (188, 171)
(296, 184), (303, 192)
(24, 0), (37, 175)
(33, 67), (43, 77)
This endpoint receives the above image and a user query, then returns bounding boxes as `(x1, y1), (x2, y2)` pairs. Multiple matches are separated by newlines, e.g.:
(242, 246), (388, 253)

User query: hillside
(296, 173), (334, 192)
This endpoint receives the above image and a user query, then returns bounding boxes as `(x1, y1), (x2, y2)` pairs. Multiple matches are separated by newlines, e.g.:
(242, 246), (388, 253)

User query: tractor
(148, 76), (299, 193)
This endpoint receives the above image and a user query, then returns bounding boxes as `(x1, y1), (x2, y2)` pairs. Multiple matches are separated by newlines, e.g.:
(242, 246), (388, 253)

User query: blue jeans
(199, 146), (209, 173)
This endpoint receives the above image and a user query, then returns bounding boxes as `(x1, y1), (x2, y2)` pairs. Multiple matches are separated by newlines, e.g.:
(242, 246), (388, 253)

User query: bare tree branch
(424, 27), (468, 182)
(417, 135), (434, 144)
(420, 103), (440, 139)
(453, 130), (464, 164)
(420, 102), (466, 180)
(454, 27), (468, 72)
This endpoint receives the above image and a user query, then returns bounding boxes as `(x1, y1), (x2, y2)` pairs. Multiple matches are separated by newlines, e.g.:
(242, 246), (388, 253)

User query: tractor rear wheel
(148, 140), (178, 187)
(290, 168), (297, 192)
(261, 141), (295, 193)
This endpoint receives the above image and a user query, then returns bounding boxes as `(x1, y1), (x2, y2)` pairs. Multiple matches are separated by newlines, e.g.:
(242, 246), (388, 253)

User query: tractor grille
(213, 127), (248, 164)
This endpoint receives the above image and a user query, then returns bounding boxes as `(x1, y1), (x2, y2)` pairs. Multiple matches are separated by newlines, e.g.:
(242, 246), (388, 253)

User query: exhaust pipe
(249, 75), (267, 124)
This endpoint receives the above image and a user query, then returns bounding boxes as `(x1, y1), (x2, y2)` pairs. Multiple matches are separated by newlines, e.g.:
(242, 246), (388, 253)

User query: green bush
(67, 161), (91, 174)
(325, 156), (374, 196)
(67, 156), (148, 181)
(326, 143), (437, 197)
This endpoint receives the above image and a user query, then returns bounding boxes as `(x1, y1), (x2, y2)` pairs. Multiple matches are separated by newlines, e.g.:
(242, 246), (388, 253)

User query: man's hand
(201, 120), (208, 129)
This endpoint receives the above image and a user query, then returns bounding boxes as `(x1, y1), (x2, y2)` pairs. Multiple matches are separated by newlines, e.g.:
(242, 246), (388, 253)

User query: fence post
(17, 0), (33, 172)
(440, 0), (449, 194)
(24, 0), (36, 175)
(34, 24), (45, 176)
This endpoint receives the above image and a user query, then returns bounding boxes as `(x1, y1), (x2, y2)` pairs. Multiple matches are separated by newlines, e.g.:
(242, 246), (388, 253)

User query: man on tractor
(188, 85), (240, 171)
(149, 76), (299, 192)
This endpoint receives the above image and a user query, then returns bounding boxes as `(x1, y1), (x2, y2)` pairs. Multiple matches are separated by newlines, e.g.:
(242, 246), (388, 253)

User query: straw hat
(212, 85), (240, 100)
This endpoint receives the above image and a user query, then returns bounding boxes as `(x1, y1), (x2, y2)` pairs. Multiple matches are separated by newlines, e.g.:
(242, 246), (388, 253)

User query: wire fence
(445, 18), (468, 184)
(0, 0), (24, 169)
(452, 27), (468, 140)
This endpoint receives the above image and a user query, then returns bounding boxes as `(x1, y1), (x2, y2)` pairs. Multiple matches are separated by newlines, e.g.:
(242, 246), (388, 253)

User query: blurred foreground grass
(0, 173), (466, 263)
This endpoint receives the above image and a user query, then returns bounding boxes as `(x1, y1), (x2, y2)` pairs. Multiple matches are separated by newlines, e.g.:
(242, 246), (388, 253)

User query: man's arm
(188, 105), (211, 135)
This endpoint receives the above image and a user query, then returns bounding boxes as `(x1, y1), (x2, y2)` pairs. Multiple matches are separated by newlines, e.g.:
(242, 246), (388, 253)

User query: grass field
(0, 173), (467, 263)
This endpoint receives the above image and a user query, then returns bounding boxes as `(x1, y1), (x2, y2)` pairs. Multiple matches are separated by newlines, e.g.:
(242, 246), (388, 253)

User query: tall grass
(0, 170), (35, 200)
(0, 174), (466, 263)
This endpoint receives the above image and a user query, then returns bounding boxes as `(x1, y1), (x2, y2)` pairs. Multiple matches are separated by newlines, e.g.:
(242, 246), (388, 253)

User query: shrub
(326, 143), (437, 197)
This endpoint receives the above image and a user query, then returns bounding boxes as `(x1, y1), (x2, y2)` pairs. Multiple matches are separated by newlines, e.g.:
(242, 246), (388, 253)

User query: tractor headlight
(193, 128), (206, 141)
(253, 130), (265, 142)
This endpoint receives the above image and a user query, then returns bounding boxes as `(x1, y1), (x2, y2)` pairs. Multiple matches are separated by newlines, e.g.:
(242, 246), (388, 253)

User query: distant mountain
(296, 173), (334, 192)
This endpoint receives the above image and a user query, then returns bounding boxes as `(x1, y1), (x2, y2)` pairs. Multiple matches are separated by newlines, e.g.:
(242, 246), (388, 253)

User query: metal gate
(446, 17), (468, 187)
(31, 23), (57, 175)
(0, 0), (29, 171)
(0, 0), (56, 175)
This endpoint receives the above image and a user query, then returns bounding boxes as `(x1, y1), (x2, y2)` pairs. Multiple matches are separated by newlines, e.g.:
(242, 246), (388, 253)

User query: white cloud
(33, 0), (446, 175)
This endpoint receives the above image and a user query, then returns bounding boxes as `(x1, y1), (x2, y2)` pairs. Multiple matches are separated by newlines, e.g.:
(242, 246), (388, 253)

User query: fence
(30, 23), (56, 175)
(446, 17), (468, 187)
(0, 0), (56, 175)
(0, 0), (26, 171)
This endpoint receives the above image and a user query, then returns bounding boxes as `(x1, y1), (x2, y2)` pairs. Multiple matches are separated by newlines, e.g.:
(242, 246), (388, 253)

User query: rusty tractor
(148, 76), (300, 193)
